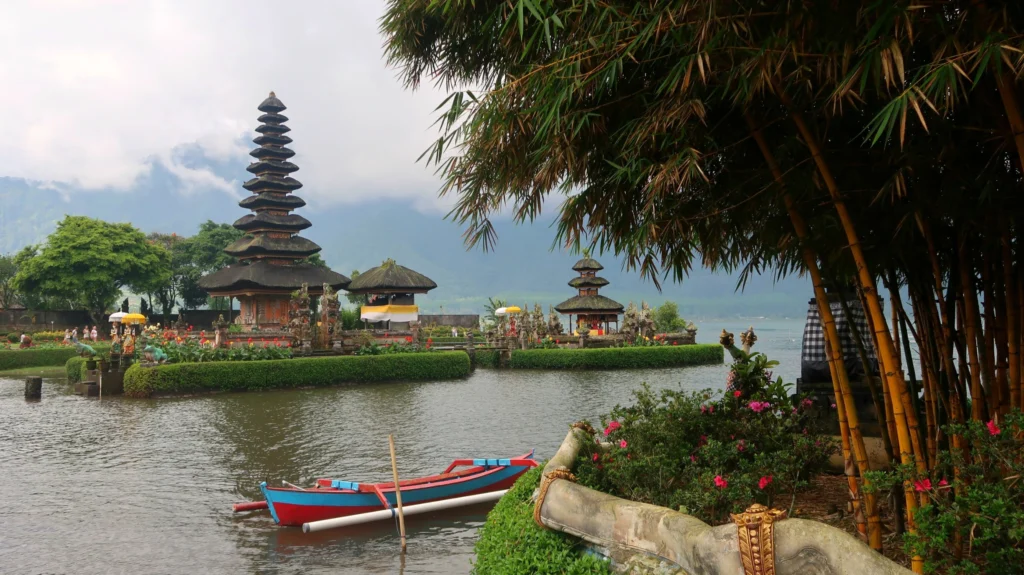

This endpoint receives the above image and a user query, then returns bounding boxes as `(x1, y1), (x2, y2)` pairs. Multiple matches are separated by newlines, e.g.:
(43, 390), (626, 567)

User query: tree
(13, 216), (171, 324)
(345, 270), (366, 305)
(652, 301), (687, 334)
(188, 220), (243, 273)
(0, 254), (17, 310)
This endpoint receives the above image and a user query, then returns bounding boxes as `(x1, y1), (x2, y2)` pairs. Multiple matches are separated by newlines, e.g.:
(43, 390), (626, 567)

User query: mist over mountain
(2, 163), (811, 319)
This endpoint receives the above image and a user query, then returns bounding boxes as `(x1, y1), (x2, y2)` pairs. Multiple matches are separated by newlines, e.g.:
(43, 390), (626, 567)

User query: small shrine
(198, 92), (350, 330)
(554, 253), (623, 335)
(347, 259), (437, 329)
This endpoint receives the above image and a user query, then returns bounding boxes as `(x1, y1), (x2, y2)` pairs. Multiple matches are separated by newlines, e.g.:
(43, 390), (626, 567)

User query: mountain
(1, 169), (811, 319)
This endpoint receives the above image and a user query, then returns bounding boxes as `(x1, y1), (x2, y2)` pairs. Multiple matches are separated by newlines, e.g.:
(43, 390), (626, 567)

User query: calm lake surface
(0, 320), (802, 575)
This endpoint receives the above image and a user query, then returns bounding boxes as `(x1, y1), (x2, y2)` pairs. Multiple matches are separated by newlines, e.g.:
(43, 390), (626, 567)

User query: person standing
(63, 329), (71, 345)
(90, 326), (98, 341)
(71, 327), (78, 341)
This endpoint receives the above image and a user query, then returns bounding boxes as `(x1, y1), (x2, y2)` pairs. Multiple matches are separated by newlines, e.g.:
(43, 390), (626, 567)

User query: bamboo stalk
(1005, 226), (1021, 411)
(745, 113), (880, 550)
(780, 95), (921, 571)
(958, 238), (987, 422)
(388, 434), (407, 552)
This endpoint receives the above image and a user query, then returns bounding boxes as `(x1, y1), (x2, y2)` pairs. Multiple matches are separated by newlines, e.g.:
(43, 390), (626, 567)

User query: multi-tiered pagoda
(199, 92), (350, 330)
(555, 255), (623, 335)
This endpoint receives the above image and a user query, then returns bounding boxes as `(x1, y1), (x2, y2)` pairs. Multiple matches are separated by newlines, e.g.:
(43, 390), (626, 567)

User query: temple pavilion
(198, 92), (350, 329)
(347, 259), (437, 329)
(555, 255), (624, 335)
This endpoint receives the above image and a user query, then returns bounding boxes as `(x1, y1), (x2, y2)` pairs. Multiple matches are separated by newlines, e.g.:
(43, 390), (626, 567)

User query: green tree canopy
(652, 301), (687, 334)
(13, 216), (171, 323)
(0, 254), (17, 310)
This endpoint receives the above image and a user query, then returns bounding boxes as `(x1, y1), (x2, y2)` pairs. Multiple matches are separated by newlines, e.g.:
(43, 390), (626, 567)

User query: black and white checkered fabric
(801, 300), (877, 363)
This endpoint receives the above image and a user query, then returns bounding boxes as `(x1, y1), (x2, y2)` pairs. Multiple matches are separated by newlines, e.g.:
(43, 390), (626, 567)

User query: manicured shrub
(65, 357), (88, 383)
(0, 345), (109, 372)
(507, 344), (722, 370)
(472, 465), (610, 575)
(123, 351), (471, 397)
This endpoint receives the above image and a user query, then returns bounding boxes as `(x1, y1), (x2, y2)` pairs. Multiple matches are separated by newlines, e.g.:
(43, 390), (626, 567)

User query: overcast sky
(1, 0), (452, 209)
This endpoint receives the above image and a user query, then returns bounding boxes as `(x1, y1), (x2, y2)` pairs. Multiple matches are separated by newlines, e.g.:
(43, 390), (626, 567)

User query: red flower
(405, 336), (413, 343)
(672, 341), (677, 346)
(427, 337), (433, 343)
(914, 479), (932, 492)
(690, 454), (697, 463)
(603, 421), (621, 436)
(284, 342), (291, 348)
(733, 390), (742, 398)
(592, 453), (599, 462)
(714, 475), (728, 489)
(736, 439), (746, 452)
(938, 478), (949, 487)
(986, 420), (1001, 436)
(619, 439), (628, 449)
(758, 476), (773, 490)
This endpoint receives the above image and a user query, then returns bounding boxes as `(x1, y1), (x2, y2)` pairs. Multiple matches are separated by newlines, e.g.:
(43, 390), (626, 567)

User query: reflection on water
(0, 320), (802, 574)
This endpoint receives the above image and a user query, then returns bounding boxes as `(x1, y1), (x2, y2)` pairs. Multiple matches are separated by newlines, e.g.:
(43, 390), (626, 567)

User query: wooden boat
(247, 450), (536, 527)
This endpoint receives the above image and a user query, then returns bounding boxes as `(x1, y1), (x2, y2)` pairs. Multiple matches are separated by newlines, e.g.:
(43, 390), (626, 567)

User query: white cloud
(0, 0), (451, 206)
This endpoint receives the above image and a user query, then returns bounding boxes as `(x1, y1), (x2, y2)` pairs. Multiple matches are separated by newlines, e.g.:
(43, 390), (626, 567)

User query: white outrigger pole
(302, 489), (509, 533)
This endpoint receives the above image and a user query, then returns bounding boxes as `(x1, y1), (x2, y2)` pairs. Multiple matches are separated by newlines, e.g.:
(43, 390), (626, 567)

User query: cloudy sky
(1, 0), (451, 209)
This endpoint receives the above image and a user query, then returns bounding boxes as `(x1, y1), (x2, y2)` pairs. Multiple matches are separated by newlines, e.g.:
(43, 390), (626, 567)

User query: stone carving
(732, 503), (786, 575)
(720, 329), (735, 347)
(621, 302), (639, 342)
(533, 303), (546, 339)
(288, 283), (312, 346)
(174, 312), (187, 334)
(740, 326), (757, 353)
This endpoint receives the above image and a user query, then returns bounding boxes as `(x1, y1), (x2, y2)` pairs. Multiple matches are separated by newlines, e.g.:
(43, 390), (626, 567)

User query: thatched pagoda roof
(554, 294), (624, 314)
(347, 259), (437, 294)
(572, 257), (604, 272)
(223, 234), (321, 259)
(198, 261), (350, 294)
(568, 276), (610, 288)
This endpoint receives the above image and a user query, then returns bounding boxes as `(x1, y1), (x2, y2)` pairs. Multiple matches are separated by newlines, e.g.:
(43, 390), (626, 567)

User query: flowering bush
(152, 338), (292, 363)
(575, 355), (835, 524)
(619, 334), (668, 347)
(355, 341), (434, 355)
(864, 411), (1024, 575)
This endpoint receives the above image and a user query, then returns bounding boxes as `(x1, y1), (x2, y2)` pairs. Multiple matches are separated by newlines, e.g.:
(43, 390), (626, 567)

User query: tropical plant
(652, 301), (688, 334)
(481, 297), (506, 330)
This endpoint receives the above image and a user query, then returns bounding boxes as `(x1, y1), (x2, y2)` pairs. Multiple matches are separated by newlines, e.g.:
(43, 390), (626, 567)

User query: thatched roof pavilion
(348, 259), (436, 327)
(555, 255), (623, 334)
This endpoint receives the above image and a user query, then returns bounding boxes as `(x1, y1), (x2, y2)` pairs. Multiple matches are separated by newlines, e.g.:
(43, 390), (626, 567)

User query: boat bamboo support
(302, 490), (508, 533)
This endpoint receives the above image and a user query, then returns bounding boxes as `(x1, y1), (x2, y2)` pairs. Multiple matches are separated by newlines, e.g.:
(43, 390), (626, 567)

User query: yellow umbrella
(504, 306), (522, 313)
(122, 313), (147, 325)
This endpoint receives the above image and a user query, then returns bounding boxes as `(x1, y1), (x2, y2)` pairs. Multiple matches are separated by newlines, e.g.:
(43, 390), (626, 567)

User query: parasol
(108, 312), (127, 323)
(121, 313), (147, 325)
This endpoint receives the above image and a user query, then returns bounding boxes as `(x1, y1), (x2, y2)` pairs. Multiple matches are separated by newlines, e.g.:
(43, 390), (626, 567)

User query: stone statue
(174, 312), (187, 334)
(740, 326), (757, 353)
(318, 283), (340, 349)
(73, 337), (96, 357)
(533, 303), (546, 339)
(547, 305), (564, 336)
(143, 345), (168, 363)
(621, 302), (639, 342)
(637, 301), (655, 339)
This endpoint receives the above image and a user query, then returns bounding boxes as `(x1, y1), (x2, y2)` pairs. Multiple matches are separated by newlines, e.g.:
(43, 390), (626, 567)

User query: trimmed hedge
(472, 465), (610, 574)
(123, 351), (472, 398)
(507, 344), (723, 370)
(0, 345), (109, 372)
(65, 357), (88, 383)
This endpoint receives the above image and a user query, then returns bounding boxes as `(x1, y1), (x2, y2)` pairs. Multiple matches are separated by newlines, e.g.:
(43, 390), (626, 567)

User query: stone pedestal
(24, 377), (42, 400)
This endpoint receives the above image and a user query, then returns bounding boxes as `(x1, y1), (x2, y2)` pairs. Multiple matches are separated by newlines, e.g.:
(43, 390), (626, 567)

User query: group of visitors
(62, 326), (100, 345)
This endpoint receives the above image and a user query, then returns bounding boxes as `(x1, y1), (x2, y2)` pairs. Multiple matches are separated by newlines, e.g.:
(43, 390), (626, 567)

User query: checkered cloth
(801, 299), (877, 380)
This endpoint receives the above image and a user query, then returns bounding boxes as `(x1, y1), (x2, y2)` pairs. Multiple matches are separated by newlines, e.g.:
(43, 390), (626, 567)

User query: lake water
(0, 320), (803, 575)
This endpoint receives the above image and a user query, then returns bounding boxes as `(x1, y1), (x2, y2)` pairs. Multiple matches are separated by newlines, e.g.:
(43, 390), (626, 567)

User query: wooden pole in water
(388, 434), (407, 552)
(24, 376), (42, 400)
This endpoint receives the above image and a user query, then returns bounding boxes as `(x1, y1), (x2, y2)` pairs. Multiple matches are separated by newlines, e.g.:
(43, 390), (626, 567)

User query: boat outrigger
(234, 450), (536, 527)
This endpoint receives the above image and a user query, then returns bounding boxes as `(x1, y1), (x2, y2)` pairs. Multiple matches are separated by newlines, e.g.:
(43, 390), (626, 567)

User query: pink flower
(938, 478), (948, 487)
(830, 403), (837, 409)
(802, 398), (814, 408)
(736, 439), (746, 452)
(603, 421), (621, 436)
(748, 401), (771, 413)
(733, 390), (742, 398)
(619, 439), (628, 449)
(714, 475), (728, 489)
(914, 479), (932, 492)
(592, 453), (599, 462)
(700, 406), (707, 414)
(758, 476), (772, 490)
(690, 454), (697, 463)
(987, 420), (1001, 436)
(708, 405), (714, 414)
